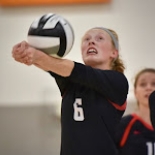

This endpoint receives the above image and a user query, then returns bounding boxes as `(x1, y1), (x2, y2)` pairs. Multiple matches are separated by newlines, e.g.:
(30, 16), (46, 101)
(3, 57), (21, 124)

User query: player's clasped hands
(12, 41), (36, 66)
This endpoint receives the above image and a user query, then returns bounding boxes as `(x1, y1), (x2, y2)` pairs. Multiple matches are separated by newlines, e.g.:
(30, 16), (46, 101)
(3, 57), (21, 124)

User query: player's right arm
(12, 41), (75, 77)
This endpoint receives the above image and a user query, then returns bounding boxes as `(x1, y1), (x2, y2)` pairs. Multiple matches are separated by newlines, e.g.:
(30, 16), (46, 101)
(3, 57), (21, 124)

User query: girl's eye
(140, 83), (146, 87)
(97, 36), (104, 40)
(152, 82), (155, 86)
(84, 37), (90, 41)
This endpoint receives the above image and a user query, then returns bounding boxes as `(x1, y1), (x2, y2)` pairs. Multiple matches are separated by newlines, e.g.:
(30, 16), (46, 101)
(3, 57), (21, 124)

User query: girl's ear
(111, 49), (118, 59)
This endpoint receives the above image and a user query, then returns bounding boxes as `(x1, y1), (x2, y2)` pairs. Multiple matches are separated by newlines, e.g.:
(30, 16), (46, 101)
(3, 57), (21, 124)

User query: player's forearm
(33, 50), (74, 77)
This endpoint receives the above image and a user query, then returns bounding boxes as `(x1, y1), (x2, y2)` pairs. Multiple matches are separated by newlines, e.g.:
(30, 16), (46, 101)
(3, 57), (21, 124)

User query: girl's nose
(146, 84), (154, 91)
(89, 40), (95, 45)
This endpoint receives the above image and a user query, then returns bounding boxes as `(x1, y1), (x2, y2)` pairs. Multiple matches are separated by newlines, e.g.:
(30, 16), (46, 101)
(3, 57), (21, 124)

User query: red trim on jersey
(132, 113), (154, 131)
(108, 100), (127, 111)
(119, 113), (154, 147)
(120, 116), (137, 147)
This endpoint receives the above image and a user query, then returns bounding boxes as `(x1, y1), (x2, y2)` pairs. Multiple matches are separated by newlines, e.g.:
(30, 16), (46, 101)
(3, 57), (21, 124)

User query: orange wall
(0, 0), (111, 7)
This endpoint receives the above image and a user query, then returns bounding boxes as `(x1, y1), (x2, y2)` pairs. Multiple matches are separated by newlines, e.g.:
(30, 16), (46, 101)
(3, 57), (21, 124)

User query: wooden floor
(0, 105), (61, 155)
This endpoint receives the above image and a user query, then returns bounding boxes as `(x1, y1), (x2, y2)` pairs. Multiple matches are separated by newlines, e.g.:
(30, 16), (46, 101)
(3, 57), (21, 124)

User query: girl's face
(134, 72), (155, 107)
(81, 29), (118, 69)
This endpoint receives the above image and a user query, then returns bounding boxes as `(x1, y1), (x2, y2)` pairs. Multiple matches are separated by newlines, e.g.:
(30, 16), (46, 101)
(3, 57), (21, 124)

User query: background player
(115, 68), (155, 155)
(12, 27), (128, 155)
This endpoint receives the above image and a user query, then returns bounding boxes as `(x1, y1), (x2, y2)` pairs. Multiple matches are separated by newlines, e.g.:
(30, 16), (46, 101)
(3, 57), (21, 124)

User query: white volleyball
(27, 13), (74, 58)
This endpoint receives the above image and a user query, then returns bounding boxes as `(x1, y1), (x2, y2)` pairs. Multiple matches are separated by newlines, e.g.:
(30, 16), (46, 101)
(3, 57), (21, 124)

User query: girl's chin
(84, 56), (98, 62)
(84, 59), (100, 66)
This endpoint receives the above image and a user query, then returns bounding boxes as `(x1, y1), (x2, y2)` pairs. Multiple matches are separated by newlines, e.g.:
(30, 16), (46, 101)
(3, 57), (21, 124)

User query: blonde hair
(107, 29), (125, 74)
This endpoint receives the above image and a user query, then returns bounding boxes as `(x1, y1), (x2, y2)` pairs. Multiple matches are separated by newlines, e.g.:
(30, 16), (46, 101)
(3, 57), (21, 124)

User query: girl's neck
(135, 105), (152, 125)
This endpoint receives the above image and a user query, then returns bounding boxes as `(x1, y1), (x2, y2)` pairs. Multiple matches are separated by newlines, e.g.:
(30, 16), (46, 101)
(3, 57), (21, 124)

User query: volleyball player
(115, 68), (155, 155)
(12, 27), (129, 155)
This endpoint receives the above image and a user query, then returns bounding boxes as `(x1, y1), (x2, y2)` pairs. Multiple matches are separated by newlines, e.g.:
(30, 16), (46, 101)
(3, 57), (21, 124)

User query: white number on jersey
(73, 98), (84, 121)
(146, 142), (155, 155)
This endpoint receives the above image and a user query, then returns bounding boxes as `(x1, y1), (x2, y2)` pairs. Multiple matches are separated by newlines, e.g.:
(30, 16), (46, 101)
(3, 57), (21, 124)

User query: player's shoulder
(116, 114), (136, 137)
(96, 70), (128, 84)
(122, 114), (133, 121)
(119, 114), (134, 126)
(104, 70), (128, 82)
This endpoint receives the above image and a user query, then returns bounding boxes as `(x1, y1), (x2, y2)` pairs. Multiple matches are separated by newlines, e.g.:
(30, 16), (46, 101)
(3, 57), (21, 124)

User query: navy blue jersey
(49, 62), (128, 155)
(115, 114), (155, 155)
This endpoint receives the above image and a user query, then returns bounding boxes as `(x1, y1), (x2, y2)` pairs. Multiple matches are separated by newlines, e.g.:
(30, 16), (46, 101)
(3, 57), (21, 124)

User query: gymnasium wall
(0, 0), (155, 110)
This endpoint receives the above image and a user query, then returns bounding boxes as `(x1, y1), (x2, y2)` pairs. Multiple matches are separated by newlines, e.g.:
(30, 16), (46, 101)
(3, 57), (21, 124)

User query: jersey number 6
(73, 98), (84, 121)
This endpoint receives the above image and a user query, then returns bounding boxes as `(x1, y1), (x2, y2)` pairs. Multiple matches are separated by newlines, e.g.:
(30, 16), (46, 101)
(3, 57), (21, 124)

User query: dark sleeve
(69, 62), (129, 105)
(115, 115), (133, 147)
(48, 71), (70, 97)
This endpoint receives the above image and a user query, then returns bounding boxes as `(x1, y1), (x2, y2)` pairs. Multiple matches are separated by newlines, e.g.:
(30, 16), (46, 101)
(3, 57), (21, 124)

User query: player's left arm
(12, 41), (75, 77)
(69, 62), (129, 106)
